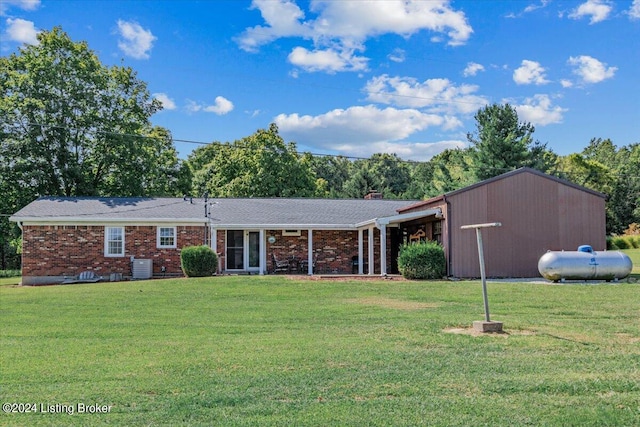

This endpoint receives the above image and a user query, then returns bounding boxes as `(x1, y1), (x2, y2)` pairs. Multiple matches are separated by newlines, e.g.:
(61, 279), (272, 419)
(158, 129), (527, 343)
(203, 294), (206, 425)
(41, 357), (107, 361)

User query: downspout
(443, 194), (452, 277)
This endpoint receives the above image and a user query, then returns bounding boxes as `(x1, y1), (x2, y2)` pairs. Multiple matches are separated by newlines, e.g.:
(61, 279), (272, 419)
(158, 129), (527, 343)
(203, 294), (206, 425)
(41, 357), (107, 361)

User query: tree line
(1, 28), (638, 269)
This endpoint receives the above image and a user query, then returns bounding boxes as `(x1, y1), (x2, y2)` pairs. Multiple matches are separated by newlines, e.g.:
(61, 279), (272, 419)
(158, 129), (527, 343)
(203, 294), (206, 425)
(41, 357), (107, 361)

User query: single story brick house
(10, 168), (606, 285)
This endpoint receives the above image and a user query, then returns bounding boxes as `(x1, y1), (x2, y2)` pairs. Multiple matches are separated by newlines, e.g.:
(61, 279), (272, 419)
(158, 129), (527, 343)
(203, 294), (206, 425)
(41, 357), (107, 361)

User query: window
(432, 221), (443, 244)
(105, 227), (124, 257)
(157, 226), (177, 248)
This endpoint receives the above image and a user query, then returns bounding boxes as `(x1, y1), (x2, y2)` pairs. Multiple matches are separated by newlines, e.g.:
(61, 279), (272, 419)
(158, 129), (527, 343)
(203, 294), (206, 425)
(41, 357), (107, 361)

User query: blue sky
(2, 0), (639, 161)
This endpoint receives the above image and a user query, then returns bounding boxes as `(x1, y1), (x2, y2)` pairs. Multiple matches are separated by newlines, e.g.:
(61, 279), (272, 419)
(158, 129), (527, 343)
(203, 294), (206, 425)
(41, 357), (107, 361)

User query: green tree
(428, 148), (475, 196)
(341, 161), (381, 199)
(187, 124), (317, 198)
(404, 161), (435, 200)
(467, 103), (548, 180)
(366, 153), (411, 199)
(0, 27), (185, 267)
(307, 155), (352, 198)
(578, 139), (640, 234)
(0, 27), (182, 199)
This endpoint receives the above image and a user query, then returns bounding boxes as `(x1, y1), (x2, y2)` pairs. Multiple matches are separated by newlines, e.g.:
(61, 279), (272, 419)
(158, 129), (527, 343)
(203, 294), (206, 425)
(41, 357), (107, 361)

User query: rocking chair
(271, 254), (290, 274)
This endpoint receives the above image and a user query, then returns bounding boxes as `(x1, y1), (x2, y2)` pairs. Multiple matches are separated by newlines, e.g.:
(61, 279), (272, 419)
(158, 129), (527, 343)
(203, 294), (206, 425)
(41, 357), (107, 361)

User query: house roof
(397, 167), (607, 213)
(10, 196), (421, 230)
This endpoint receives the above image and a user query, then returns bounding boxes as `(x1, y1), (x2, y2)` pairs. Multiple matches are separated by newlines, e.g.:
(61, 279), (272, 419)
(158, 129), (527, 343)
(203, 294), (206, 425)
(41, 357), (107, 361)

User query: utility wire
(2, 120), (640, 179)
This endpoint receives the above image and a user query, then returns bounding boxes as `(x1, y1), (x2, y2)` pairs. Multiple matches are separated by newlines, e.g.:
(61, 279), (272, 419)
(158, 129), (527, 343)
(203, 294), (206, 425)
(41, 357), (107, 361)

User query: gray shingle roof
(11, 196), (419, 229)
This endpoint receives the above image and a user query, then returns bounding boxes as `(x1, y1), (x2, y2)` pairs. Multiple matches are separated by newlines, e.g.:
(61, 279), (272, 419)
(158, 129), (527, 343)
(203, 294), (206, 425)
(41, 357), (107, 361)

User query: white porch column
(307, 229), (313, 275)
(211, 228), (221, 274)
(379, 225), (387, 277)
(259, 229), (266, 275)
(358, 229), (364, 275)
(368, 226), (374, 275)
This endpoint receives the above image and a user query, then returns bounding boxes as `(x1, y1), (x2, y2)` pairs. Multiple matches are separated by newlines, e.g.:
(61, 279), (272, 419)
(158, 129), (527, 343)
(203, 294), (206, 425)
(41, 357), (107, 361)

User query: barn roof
(398, 167), (606, 213)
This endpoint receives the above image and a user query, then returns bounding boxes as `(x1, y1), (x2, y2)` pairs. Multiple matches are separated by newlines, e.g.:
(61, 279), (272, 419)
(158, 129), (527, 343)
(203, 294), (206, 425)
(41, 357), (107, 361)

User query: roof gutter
(356, 208), (442, 229)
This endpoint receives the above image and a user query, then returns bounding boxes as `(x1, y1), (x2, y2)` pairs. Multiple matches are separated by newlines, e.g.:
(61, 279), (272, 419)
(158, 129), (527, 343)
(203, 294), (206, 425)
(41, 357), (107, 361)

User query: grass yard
(624, 248), (640, 278)
(1, 276), (639, 426)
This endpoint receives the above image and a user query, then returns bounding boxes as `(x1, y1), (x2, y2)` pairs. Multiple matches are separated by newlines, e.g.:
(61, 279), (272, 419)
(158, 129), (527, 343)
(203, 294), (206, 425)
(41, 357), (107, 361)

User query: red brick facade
(22, 225), (204, 281)
(21, 224), (393, 284)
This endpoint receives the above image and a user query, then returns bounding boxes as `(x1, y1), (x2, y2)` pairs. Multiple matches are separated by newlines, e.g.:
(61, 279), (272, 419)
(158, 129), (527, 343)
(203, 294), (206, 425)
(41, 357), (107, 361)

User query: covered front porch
(211, 207), (443, 276)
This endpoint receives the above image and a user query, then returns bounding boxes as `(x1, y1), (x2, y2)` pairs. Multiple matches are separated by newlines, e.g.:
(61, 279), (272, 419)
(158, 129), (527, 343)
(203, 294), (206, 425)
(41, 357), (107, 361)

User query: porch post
(379, 225), (387, 276)
(307, 229), (313, 275)
(358, 229), (364, 275)
(368, 226), (374, 275)
(259, 229), (266, 275)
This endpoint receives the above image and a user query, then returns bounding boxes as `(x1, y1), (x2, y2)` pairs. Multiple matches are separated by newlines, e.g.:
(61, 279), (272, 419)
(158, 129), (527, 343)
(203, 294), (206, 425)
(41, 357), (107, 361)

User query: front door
(226, 230), (261, 272)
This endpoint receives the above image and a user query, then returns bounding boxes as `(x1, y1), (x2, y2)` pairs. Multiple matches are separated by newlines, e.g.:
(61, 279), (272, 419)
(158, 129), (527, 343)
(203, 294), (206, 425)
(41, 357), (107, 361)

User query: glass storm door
(226, 230), (261, 271)
(226, 230), (244, 270)
(247, 231), (260, 270)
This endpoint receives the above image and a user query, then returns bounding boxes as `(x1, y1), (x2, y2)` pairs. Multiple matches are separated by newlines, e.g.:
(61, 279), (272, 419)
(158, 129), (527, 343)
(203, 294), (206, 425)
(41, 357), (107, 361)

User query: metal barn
(398, 168), (607, 278)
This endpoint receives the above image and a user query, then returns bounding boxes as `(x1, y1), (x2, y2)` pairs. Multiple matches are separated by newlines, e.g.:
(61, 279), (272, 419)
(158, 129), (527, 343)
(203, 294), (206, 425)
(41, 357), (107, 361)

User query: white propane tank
(538, 245), (633, 282)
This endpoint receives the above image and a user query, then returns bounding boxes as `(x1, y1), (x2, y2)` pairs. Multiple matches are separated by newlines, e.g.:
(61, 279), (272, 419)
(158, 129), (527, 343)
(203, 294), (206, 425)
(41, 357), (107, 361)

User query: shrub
(180, 245), (218, 277)
(397, 241), (446, 280)
(606, 236), (618, 250)
(610, 236), (630, 250)
(0, 270), (21, 278)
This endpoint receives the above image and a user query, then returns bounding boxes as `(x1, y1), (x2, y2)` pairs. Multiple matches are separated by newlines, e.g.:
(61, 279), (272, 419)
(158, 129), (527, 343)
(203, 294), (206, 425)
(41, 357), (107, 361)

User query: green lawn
(624, 248), (640, 277)
(1, 276), (639, 426)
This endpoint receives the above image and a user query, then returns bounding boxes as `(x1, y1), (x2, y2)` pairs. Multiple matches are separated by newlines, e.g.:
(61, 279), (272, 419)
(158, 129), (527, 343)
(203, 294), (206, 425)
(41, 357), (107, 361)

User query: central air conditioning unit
(132, 259), (153, 279)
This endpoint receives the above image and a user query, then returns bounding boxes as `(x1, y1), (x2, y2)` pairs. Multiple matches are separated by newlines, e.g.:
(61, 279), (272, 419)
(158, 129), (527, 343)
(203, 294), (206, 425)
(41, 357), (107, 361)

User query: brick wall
(22, 225), (392, 283)
(22, 224), (204, 279)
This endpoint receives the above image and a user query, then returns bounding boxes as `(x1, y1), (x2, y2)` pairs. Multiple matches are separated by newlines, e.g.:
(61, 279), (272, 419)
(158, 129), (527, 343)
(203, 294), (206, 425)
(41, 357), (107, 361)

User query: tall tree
(0, 27), (182, 198)
(467, 103), (548, 180)
(578, 139), (640, 234)
(428, 148), (476, 196)
(187, 124), (317, 198)
(0, 27), (184, 267)
(307, 155), (352, 198)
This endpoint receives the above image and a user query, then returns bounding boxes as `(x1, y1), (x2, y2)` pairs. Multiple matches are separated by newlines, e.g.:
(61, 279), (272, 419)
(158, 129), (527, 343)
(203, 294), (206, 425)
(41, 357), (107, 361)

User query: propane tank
(538, 245), (633, 282)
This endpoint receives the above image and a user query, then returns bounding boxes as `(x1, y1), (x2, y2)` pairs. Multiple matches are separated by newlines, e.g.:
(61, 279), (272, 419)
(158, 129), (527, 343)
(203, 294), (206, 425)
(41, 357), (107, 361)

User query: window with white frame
(157, 226), (177, 248)
(105, 227), (124, 257)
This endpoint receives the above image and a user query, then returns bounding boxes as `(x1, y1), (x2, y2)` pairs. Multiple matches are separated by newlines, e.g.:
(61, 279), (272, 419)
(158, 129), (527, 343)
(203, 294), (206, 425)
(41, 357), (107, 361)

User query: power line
(2, 120), (640, 180)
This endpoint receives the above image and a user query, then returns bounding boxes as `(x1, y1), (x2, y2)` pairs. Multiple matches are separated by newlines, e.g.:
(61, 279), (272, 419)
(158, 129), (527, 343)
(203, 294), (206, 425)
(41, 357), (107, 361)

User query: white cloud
(337, 139), (466, 161)
(116, 20), (156, 59)
(514, 94), (567, 126)
(364, 74), (488, 115)
(629, 0), (640, 19)
(204, 96), (234, 115)
(288, 46), (368, 73)
(0, 0), (40, 16)
(276, 105), (445, 145)
(188, 97), (234, 115)
(153, 93), (176, 111)
(568, 55), (617, 84)
(569, 0), (612, 24)
(388, 48), (406, 63)
(513, 60), (549, 85)
(237, 0), (472, 73)
(4, 18), (39, 45)
(463, 62), (484, 77)
(506, 0), (550, 18)
(524, 0), (550, 13)
(560, 79), (573, 88)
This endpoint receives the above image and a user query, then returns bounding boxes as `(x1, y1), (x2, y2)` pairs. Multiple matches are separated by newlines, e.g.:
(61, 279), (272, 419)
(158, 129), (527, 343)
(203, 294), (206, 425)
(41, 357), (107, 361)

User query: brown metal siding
(447, 170), (606, 278)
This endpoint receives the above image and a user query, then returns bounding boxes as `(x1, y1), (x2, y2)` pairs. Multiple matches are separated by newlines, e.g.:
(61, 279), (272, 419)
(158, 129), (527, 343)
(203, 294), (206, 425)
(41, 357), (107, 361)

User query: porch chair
(271, 253), (290, 274)
(298, 254), (318, 274)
